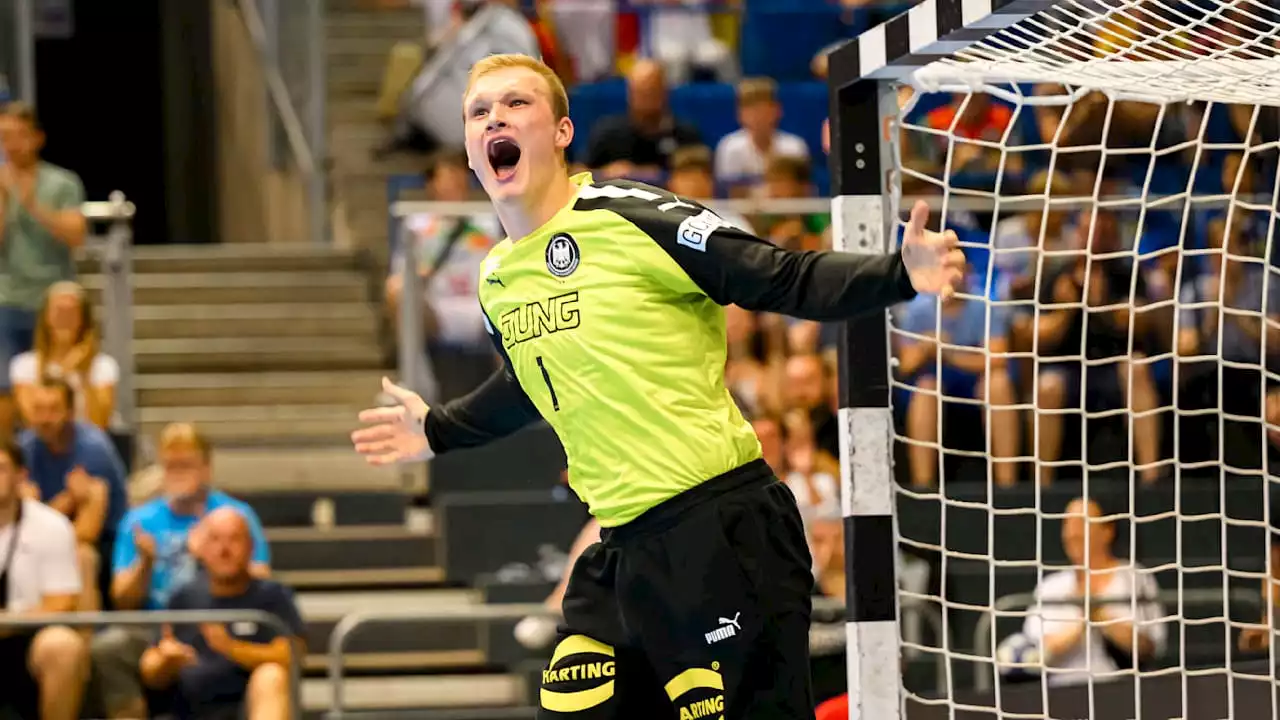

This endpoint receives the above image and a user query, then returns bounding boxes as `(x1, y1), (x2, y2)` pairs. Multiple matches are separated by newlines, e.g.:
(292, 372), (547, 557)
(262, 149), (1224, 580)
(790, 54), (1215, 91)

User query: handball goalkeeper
(352, 54), (963, 720)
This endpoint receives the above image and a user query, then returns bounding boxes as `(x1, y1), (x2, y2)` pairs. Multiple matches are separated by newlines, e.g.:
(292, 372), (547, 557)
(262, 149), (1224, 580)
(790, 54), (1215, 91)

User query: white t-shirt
(9, 351), (120, 421)
(391, 213), (501, 349)
(0, 500), (81, 612)
(713, 129), (811, 184)
(1021, 565), (1167, 686)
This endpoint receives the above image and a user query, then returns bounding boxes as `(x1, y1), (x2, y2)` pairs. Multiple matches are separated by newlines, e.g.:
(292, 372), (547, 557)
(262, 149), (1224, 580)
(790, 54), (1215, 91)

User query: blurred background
(1, 0), (1278, 718)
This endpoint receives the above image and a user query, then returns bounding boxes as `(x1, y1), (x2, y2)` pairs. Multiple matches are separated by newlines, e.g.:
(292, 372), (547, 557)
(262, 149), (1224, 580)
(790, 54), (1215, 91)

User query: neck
(168, 489), (209, 516)
(9, 158), (36, 173)
(748, 129), (772, 150)
(47, 339), (75, 358)
(209, 572), (251, 597)
(1080, 556), (1115, 573)
(0, 498), (18, 528)
(494, 171), (579, 241)
(46, 424), (73, 454)
(633, 112), (663, 134)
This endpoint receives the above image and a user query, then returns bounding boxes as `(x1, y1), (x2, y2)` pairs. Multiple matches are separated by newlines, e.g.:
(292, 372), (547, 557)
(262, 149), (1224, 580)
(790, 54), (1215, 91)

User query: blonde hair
(159, 422), (213, 462)
(736, 78), (777, 107)
(467, 54), (569, 121)
(34, 281), (99, 379)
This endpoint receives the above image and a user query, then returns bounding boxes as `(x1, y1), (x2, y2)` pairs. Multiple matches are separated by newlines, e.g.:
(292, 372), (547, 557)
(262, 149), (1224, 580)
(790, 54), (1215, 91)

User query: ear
(555, 116), (574, 153)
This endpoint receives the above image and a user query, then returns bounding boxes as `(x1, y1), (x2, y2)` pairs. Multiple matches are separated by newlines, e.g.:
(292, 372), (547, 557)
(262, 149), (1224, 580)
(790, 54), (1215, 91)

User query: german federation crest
(546, 233), (580, 278)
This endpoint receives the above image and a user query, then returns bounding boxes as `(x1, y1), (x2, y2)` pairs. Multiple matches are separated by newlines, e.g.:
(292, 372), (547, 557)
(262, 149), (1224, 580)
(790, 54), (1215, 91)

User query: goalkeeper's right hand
(352, 377), (435, 465)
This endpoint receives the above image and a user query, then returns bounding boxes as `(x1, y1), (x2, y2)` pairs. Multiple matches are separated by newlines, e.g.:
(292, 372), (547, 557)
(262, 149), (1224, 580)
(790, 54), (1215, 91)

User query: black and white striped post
(826, 1), (1054, 717)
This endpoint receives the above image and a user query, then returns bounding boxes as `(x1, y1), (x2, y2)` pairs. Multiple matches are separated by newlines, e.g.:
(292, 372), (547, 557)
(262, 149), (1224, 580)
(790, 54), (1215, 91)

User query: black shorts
(538, 460), (817, 720)
(0, 632), (37, 719)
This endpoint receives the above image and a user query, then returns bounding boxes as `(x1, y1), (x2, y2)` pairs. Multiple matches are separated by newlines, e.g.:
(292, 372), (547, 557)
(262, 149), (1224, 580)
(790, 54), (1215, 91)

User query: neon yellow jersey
(424, 173), (915, 527)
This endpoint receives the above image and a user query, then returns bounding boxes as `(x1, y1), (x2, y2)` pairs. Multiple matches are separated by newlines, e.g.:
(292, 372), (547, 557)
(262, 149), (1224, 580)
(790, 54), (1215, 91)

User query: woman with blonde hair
(10, 282), (118, 429)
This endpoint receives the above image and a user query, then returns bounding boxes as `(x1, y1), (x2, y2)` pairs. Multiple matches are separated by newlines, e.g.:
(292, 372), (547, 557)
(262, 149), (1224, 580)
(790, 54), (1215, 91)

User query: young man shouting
(353, 54), (963, 719)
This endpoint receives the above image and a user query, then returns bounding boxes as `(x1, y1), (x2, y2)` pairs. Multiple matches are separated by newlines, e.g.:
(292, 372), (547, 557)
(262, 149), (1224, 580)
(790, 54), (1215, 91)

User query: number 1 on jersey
(536, 356), (560, 411)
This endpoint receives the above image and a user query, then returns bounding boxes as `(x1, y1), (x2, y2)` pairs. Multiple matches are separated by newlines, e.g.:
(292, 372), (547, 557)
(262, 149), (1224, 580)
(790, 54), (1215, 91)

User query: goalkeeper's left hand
(900, 200), (966, 299)
(352, 377), (435, 465)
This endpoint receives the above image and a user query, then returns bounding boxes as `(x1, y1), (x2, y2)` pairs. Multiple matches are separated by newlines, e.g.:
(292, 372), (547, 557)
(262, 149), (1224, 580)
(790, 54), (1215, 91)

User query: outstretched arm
(354, 320), (540, 464)
(625, 195), (961, 319)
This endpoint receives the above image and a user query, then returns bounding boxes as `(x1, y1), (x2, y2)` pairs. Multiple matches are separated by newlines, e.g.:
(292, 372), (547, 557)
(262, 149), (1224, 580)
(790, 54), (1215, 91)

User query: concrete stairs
(324, 0), (431, 260)
(81, 245), (391, 451)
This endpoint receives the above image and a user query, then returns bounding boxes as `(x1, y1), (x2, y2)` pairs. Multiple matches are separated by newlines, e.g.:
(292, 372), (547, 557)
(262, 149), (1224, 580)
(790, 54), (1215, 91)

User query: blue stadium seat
(568, 79), (628, 161)
(739, 6), (849, 81)
(776, 81), (828, 158)
(669, 83), (738, 148)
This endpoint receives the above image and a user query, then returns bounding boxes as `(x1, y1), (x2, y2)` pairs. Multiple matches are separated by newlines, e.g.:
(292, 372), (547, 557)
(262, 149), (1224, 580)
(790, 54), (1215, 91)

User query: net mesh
(882, 2), (1280, 717)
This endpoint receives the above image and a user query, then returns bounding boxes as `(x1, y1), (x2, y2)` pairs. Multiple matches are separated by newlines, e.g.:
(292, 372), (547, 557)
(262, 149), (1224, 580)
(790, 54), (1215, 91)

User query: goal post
(830, 1), (1280, 719)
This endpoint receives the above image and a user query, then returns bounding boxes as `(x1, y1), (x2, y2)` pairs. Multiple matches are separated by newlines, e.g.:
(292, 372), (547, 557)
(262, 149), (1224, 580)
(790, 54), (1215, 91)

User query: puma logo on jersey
(704, 612), (741, 644)
(499, 291), (581, 348)
(659, 199), (696, 213)
(486, 275), (505, 286)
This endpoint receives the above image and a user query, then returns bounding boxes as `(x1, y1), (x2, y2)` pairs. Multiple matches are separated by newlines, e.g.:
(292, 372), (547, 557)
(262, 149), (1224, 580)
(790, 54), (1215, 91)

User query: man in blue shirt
(140, 507), (301, 720)
(18, 378), (127, 613)
(88, 422), (270, 720)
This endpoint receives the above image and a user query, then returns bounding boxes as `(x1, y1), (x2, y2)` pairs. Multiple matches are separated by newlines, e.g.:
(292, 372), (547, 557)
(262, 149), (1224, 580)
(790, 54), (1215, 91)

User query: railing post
(82, 192), (137, 436)
(308, 0), (327, 246)
(14, 0), (34, 102)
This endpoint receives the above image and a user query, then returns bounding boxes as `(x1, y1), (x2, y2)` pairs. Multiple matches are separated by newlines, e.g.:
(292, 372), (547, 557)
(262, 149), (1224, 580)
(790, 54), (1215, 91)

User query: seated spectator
(19, 378), (128, 612)
(714, 78), (809, 192)
(0, 439), (89, 720)
(644, 0), (734, 85)
(140, 508), (302, 720)
(784, 353), (840, 460)
(385, 149), (501, 403)
(11, 281), (119, 430)
(665, 145), (755, 234)
(725, 306), (785, 419)
(1239, 499), (1280, 653)
(1019, 497), (1165, 686)
(895, 274), (1020, 487)
(583, 59), (701, 180)
(91, 422), (270, 720)
(755, 155), (827, 251)
(1029, 209), (1161, 484)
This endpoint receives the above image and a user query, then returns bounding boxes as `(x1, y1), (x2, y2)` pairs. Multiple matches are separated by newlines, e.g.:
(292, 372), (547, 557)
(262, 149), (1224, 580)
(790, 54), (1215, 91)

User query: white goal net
(881, 1), (1280, 718)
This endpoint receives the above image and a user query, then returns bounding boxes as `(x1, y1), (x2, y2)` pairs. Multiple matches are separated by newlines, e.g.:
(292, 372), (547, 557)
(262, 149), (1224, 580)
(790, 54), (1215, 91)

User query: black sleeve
(616, 193), (917, 320)
(269, 585), (307, 639)
(423, 318), (542, 453)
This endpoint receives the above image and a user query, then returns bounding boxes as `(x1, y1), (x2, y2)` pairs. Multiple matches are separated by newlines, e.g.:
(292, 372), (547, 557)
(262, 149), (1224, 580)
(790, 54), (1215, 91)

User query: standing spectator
(140, 508), (302, 720)
(385, 149), (501, 403)
(19, 379), (128, 612)
(382, 0), (541, 156)
(90, 423), (270, 720)
(665, 145), (754, 234)
(0, 102), (87, 441)
(714, 78), (810, 191)
(895, 275), (1021, 487)
(11, 281), (119, 430)
(546, 0), (616, 82)
(1020, 497), (1165, 686)
(583, 59), (701, 180)
(0, 439), (90, 720)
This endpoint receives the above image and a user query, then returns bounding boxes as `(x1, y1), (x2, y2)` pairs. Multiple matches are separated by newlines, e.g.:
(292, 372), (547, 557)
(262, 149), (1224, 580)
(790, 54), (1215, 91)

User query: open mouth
(487, 138), (522, 181)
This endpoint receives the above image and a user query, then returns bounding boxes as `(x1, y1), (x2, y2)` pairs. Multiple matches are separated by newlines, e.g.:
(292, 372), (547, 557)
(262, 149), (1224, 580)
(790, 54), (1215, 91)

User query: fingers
(381, 376), (419, 404)
(908, 200), (929, 233)
(353, 438), (401, 458)
(358, 406), (405, 426)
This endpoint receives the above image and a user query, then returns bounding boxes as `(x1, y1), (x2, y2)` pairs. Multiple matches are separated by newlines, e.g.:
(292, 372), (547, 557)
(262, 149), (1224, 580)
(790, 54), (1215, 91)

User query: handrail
(13, 0), (35, 102)
(234, 0), (326, 246)
(237, 0), (315, 179)
(326, 597), (892, 718)
(972, 587), (1261, 692)
(0, 609), (301, 720)
(391, 190), (1280, 220)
